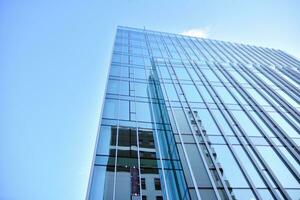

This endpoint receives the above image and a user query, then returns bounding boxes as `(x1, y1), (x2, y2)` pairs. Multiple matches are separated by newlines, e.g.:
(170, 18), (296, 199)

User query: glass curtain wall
(88, 26), (300, 200)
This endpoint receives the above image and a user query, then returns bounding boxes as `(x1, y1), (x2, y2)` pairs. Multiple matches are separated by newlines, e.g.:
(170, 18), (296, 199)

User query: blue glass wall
(87, 26), (300, 200)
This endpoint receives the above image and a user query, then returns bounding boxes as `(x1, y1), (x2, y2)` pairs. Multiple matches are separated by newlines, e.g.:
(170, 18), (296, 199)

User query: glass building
(87, 26), (300, 200)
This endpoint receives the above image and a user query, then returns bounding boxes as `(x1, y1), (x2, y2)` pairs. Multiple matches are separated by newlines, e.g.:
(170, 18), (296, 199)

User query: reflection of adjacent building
(102, 127), (164, 200)
(187, 110), (237, 200)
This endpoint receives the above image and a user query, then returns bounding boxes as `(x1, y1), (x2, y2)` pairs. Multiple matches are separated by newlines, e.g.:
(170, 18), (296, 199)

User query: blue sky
(1, 0), (299, 199)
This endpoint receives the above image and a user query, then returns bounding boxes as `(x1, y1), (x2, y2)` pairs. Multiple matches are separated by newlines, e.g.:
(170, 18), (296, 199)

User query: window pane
(268, 112), (299, 138)
(185, 144), (214, 188)
(173, 109), (192, 134)
(164, 83), (178, 101)
(182, 84), (203, 102)
(232, 145), (266, 187)
(210, 109), (234, 135)
(89, 166), (107, 200)
(232, 189), (256, 200)
(103, 99), (129, 120)
(214, 86), (237, 104)
(201, 68), (220, 82)
(212, 145), (249, 187)
(107, 80), (129, 96)
(257, 146), (300, 188)
(134, 101), (152, 122)
(231, 110), (262, 137)
(133, 82), (149, 97)
(195, 109), (220, 135)
(197, 85), (214, 103)
(174, 67), (190, 80)
(97, 126), (112, 155)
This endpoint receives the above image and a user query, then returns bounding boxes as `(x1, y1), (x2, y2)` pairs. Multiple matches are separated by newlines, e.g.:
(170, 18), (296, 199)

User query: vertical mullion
(112, 78), (122, 200)
(195, 61), (292, 200)
(266, 48), (300, 69)
(235, 64), (300, 133)
(240, 44), (274, 66)
(250, 46), (289, 68)
(165, 60), (229, 200)
(224, 44), (300, 126)
(186, 62), (265, 199)
(281, 67), (300, 85)
(233, 64), (300, 147)
(208, 39), (235, 63)
(201, 39), (226, 62)
(154, 59), (202, 200)
(130, 62), (143, 198)
(216, 40), (247, 64)
(144, 30), (171, 200)
(181, 36), (202, 62)
(243, 45), (277, 66)
(213, 63), (300, 171)
(276, 50), (300, 68)
(193, 63), (276, 200)
(184, 61), (265, 199)
(256, 65), (300, 103)
(189, 38), (210, 61)
(228, 63), (300, 162)
(208, 61), (300, 194)
(232, 43), (262, 64)
(214, 63), (298, 199)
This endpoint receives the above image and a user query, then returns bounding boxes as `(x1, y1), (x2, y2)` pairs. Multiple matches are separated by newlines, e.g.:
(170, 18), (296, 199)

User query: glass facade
(87, 26), (300, 200)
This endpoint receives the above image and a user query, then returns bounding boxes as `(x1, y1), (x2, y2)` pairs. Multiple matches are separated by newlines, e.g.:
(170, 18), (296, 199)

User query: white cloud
(181, 28), (210, 38)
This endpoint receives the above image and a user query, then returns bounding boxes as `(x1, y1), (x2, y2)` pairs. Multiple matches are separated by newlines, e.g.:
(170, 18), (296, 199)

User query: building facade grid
(87, 26), (300, 200)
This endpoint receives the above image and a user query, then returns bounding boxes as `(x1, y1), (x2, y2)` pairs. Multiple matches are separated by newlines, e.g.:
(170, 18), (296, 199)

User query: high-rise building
(87, 26), (300, 200)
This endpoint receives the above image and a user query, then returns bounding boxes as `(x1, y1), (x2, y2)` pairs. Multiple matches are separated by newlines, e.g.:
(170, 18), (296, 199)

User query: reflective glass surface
(89, 27), (300, 200)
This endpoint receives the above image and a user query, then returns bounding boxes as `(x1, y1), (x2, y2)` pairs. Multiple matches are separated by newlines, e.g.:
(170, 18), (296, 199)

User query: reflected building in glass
(87, 26), (300, 200)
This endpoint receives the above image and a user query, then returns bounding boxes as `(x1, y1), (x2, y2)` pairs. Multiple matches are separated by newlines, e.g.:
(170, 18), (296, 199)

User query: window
(89, 166), (106, 200)
(131, 67), (146, 79)
(197, 85), (213, 103)
(158, 67), (171, 79)
(257, 146), (300, 188)
(107, 80), (129, 96)
(110, 65), (129, 78)
(181, 84), (203, 102)
(164, 83), (178, 101)
(248, 111), (276, 137)
(244, 87), (270, 106)
(156, 196), (163, 200)
(103, 99), (129, 120)
(232, 145), (266, 187)
(268, 111), (299, 138)
(210, 109), (234, 135)
(141, 178), (146, 190)
(212, 145), (249, 187)
(172, 109), (192, 134)
(130, 46), (143, 55)
(130, 56), (144, 65)
(154, 178), (161, 190)
(96, 126), (112, 155)
(142, 195), (147, 200)
(231, 110), (262, 137)
(133, 102), (152, 122)
(231, 189), (256, 200)
(195, 109), (220, 135)
(199, 189), (218, 200)
(228, 70), (248, 84)
(185, 144), (213, 187)
(214, 86), (237, 104)
(186, 68), (200, 81)
(200, 68), (220, 82)
(131, 82), (149, 97)
(174, 67), (190, 80)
